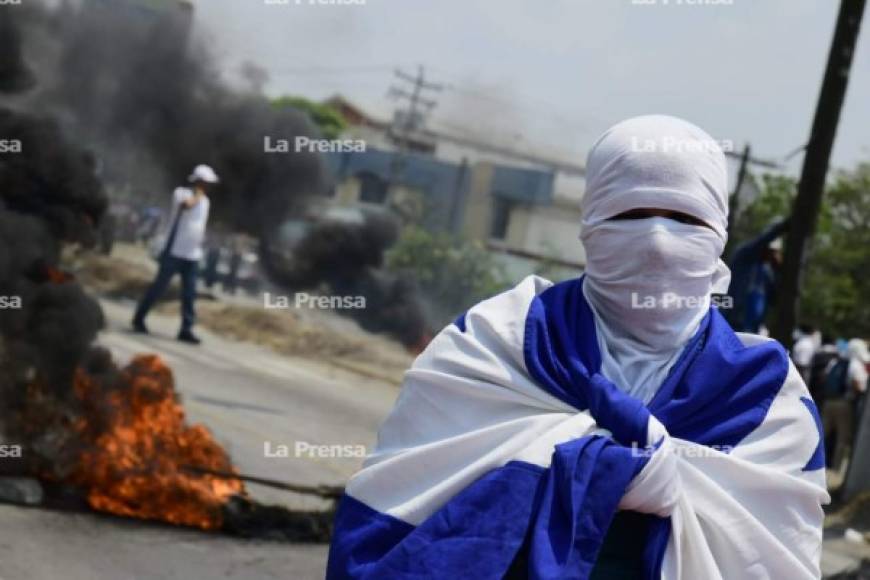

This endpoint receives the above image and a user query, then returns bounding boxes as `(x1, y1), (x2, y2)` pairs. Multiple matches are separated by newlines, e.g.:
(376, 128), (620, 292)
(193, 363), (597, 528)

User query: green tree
(385, 226), (510, 327)
(802, 163), (870, 337)
(730, 174), (797, 250)
(272, 96), (347, 140)
(733, 165), (870, 338)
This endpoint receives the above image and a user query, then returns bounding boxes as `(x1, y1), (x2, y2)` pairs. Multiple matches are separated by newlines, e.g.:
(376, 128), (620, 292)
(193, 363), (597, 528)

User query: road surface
(0, 297), (401, 580)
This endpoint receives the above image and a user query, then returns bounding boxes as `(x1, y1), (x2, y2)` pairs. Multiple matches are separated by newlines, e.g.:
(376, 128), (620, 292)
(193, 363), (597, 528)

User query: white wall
(522, 204), (586, 267)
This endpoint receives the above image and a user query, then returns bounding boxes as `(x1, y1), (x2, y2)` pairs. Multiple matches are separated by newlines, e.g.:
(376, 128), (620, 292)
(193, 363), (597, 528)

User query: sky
(191, 0), (870, 175)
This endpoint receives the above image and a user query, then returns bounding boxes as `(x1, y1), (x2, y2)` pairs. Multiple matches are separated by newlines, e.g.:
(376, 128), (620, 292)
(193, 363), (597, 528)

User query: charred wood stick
(181, 464), (344, 499)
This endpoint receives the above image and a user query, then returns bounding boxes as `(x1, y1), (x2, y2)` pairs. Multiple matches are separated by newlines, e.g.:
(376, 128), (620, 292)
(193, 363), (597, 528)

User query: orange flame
(44, 265), (74, 284)
(71, 355), (244, 530)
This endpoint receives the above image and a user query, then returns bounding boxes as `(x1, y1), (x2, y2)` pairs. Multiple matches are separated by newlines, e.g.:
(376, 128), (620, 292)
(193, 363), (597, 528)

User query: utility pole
(724, 145), (753, 256)
(387, 66), (443, 199)
(724, 145), (782, 255)
(389, 66), (443, 141)
(771, 0), (866, 345)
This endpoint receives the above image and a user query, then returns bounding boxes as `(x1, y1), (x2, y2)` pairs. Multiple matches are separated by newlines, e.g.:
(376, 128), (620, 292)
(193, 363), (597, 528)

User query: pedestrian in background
(725, 220), (786, 333)
(847, 338), (870, 427)
(223, 235), (244, 295)
(132, 164), (219, 345)
(823, 338), (869, 474)
(792, 325), (818, 386)
(808, 334), (839, 409)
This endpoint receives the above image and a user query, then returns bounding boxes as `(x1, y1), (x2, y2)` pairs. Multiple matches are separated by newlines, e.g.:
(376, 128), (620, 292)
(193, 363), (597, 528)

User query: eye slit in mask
(608, 208), (713, 230)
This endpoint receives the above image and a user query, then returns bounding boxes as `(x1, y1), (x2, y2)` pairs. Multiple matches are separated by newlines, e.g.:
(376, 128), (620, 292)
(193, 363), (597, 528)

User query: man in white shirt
(792, 325), (818, 386)
(132, 164), (219, 344)
(848, 339), (870, 395)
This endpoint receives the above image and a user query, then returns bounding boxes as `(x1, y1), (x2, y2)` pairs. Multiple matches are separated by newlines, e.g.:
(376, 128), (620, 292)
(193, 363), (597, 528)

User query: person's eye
(669, 213), (710, 228)
(611, 210), (651, 220)
(670, 214), (696, 225)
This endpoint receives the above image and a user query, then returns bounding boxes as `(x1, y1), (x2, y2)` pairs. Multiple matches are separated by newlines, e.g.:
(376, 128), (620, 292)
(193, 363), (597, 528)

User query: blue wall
(324, 148), (555, 233)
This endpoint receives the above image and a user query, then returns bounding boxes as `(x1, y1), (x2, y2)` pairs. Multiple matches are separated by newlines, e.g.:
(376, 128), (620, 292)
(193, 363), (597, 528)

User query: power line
(268, 64), (405, 75)
(386, 65), (444, 145)
(265, 61), (592, 134)
(388, 65), (444, 130)
(386, 65), (444, 201)
(270, 62), (791, 173)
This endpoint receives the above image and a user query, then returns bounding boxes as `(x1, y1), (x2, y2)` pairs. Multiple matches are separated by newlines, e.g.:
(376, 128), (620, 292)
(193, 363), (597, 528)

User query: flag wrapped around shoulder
(327, 275), (828, 579)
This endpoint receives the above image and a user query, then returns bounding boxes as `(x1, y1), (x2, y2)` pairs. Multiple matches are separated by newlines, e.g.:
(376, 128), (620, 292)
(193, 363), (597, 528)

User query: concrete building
(323, 96), (587, 281)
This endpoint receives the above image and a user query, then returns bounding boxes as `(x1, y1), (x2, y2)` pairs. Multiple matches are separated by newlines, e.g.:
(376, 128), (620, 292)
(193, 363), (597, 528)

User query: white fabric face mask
(578, 114), (733, 402)
(582, 217), (730, 351)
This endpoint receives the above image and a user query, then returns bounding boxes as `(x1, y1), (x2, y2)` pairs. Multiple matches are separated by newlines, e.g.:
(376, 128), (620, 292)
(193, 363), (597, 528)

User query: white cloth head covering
(580, 115), (731, 403)
(582, 115), (730, 241)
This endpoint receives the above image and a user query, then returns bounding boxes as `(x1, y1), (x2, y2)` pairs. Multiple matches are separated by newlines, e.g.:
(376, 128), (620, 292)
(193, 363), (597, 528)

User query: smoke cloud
(260, 213), (427, 346)
(14, 0), (324, 233)
(0, 47), (108, 473)
(6, 0), (428, 346)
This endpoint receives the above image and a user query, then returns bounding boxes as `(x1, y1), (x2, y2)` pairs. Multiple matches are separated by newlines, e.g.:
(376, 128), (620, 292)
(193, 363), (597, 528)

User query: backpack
(824, 359), (850, 399)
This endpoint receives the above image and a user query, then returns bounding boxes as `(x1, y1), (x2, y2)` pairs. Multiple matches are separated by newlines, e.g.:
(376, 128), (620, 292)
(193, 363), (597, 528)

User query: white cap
(188, 164), (220, 184)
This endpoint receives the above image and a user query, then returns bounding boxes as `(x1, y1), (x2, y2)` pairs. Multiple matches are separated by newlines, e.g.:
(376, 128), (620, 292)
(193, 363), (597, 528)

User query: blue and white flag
(328, 275), (828, 579)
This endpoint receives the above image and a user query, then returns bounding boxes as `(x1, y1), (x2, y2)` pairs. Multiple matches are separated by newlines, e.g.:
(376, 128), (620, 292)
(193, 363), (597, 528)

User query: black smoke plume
(0, 39), (108, 473)
(0, 11), (35, 93)
(10, 0), (428, 346)
(260, 213), (428, 347)
(20, 0), (324, 234)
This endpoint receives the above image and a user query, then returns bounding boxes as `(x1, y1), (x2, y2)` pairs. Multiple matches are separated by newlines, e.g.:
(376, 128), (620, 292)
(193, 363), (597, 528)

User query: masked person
(132, 164), (219, 345)
(327, 116), (827, 579)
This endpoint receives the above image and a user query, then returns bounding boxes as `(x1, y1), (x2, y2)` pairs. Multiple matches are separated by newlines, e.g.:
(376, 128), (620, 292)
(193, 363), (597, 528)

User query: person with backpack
(792, 325), (818, 387)
(822, 339), (870, 473)
(847, 339), (870, 431)
(809, 335), (839, 410)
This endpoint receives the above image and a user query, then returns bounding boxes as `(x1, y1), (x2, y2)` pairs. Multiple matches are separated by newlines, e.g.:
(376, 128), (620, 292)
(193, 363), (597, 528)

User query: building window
(490, 197), (513, 240)
(358, 171), (389, 204)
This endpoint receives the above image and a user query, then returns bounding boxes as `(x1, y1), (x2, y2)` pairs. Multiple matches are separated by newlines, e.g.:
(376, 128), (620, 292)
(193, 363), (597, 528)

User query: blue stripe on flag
(453, 311), (467, 333)
(330, 276), (792, 579)
(800, 397), (825, 471)
(328, 436), (649, 579)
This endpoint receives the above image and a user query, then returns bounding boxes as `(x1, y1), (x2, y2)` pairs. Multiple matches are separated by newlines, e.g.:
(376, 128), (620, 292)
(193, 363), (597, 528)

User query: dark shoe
(177, 330), (202, 345)
(132, 319), (150, 334)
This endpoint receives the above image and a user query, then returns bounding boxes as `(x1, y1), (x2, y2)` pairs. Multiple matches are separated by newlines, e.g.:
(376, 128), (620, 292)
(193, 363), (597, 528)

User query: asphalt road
(2, 296), (862, 578)
(0, 505), (329, 580)
(0, 297), (400, 580)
